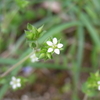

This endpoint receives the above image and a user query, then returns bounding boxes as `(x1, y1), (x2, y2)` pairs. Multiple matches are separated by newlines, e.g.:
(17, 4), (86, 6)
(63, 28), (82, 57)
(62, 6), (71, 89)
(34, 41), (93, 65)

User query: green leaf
(80, 13), (100, 46)
(0, 58), (17, 65)
(32, 26), (38, 37)
(0, 84), (9, 99)
(76, 26), (84, 78)
(27, 23), (33, 30)
(47, 53), (52, 59)
(25, 30), (31, 35)
(15, 0), (29, 8)
(95, 71), (99, 77)
(29, 42), (36, 48)
(37, 25), (44, 33)
(26, 33), (33, 40)
(82, 82), (97, 97)
(39, 53), (45, 59)
(38, 21), (79, 43)
(0, 78), (6, 84)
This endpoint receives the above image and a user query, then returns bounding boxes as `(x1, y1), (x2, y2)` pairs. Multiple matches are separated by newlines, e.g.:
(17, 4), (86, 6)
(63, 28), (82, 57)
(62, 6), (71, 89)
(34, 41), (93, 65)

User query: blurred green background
(0, 0), (100, 100)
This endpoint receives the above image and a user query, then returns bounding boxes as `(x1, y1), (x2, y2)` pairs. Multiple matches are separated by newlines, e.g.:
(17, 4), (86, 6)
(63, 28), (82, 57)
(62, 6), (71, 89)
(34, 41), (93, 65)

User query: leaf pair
(25, 23), (44, 48)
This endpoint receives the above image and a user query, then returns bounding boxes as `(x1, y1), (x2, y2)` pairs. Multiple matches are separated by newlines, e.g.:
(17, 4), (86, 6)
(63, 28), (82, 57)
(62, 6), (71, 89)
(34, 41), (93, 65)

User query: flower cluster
(7, 24), (64, 90)
(25, 23), (63, 61)
(82, 71), (100, 97)
(38, 37), (63, 60)
(30, 53), (39, 62)
(10, 76), (21, 89)
(46, 37), (63, 54)
(97, 81), (100, 90)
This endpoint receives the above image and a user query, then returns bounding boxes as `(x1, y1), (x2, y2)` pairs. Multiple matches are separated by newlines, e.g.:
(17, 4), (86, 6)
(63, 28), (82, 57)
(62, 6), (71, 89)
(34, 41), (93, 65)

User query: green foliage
(25, 23), (44, 41)
(15, 0), (29, 8)
(0, 0), (100, 100)
(25, 23), (63, 59)
(82, 71), (100, 97)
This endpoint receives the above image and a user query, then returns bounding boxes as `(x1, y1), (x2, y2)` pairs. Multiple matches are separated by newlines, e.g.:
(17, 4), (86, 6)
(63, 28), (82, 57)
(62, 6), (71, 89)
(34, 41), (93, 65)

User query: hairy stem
(83, 95), (88, 100)
(0, 52), (33, 78)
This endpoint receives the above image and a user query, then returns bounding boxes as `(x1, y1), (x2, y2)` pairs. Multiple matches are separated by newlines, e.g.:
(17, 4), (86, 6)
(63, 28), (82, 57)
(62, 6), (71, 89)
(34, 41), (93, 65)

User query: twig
(83, 94), (88, 100)
(0, 52), (33, 78)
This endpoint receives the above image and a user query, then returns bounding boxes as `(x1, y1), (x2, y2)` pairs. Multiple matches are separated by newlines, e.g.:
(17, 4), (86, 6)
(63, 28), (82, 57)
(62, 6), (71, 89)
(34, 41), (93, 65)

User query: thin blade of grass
(38, 21), (79, 43)
(80, 13), (100, 46)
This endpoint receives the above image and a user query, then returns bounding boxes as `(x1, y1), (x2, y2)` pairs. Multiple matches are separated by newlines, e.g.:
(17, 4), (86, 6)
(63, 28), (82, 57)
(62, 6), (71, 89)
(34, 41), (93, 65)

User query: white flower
(97, 81), (100, 91)
(30, 53), (39, 62)
(10, 76), (21, 89)
(98, 86), (100, 91)
(46, 37), (63, 54)
(97, 81), (100, 84)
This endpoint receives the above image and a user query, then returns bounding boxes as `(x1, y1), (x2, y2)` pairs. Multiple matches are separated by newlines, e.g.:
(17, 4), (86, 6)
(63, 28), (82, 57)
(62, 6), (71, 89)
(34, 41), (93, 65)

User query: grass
(0, 0), (100, 100)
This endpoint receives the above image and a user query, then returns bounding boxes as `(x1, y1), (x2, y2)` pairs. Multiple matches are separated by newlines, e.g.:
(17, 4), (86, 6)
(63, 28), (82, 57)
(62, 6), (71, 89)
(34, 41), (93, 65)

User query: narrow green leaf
(27, 23), (33, 30)
(38, 21), (79, 43)
(81, 13), (100, 46)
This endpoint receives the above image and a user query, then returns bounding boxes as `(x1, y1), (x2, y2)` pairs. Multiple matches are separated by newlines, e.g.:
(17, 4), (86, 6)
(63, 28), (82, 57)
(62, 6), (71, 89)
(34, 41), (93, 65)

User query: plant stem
(83, 95), (88, 100)
(0, 52), (33, 78)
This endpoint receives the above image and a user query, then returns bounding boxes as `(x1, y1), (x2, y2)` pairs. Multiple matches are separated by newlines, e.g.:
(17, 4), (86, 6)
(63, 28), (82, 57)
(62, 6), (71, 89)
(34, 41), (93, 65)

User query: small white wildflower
(98, 86), (100, 91)
(30, 53), (39, 62)
(97, 81), (100, 84)
(10, 76), (21, 89)
(46, 37), (63, 54)
(97, 81), (100, 91)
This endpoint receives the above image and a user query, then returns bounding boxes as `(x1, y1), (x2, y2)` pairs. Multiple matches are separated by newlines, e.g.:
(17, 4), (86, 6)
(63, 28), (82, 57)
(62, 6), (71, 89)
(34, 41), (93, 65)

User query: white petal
(46, 41), (53, 46)
(17, 79), (20, 82)
(12, 85), (16, 89)
(57, 43), (63, 48)
(98, 81), (100, 84)
(53, 38), (57, 44)
(12, 76), (16, 81)
(30, 54), (35, 58)
(35, 58), (39, 61)
(32, 58), (38, 62)
(33, 54), (36, 57)
(31, 59), (35, 62)
(98, 86), (100, 90)
(54, 49), (60, 54)
(10, 81), (13, 85)
(47, 48), (53, 52)
(30, 55), (33, 58)
(17, 83), (21, 87)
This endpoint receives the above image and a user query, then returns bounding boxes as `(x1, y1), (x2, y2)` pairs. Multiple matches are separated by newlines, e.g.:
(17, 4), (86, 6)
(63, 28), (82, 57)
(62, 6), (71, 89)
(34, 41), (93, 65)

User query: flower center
(52, 44), (57, 48)
(13, 80), (18, 84)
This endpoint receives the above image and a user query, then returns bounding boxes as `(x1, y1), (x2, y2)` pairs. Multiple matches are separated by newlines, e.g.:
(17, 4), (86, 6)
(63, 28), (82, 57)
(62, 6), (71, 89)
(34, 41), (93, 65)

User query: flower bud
(39, 53), (45, 59)
(37, 25), (44, 33)
(26, 33), (33, 40)
(27, 23), (33, 30)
